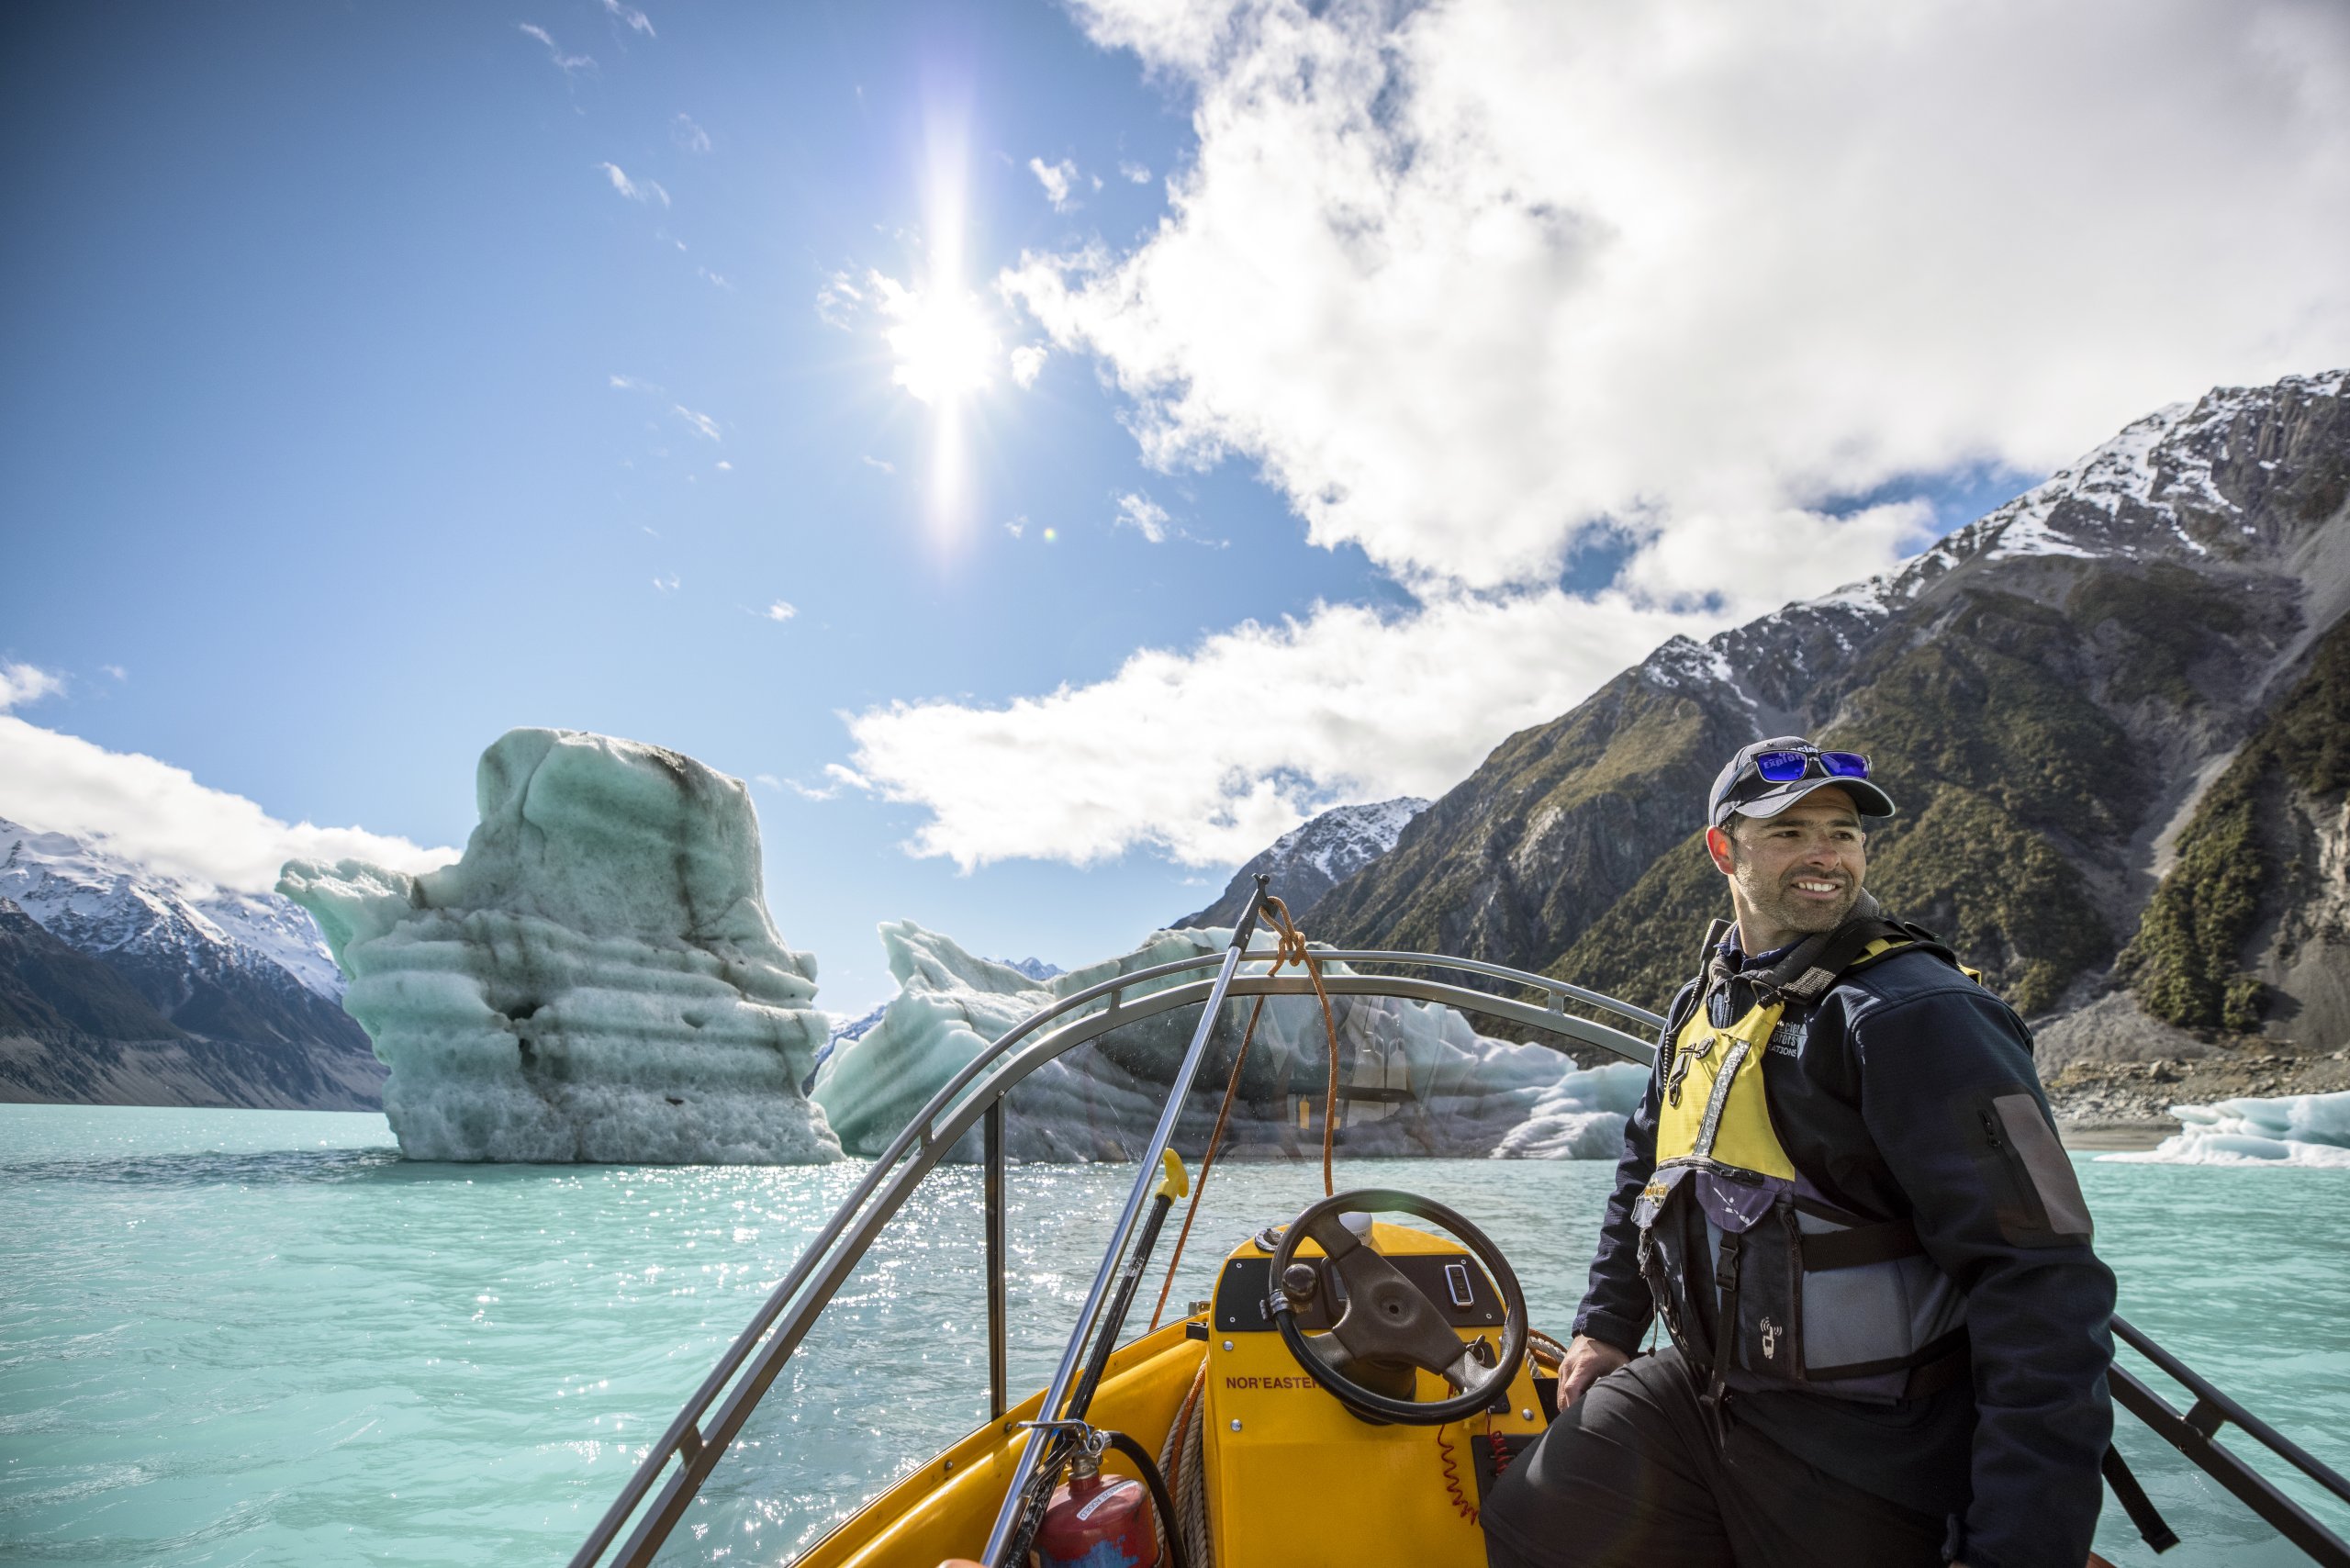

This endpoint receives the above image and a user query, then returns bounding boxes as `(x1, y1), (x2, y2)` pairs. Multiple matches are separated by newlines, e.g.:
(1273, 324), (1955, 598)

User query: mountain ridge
(1304, 371), (2349, 1115)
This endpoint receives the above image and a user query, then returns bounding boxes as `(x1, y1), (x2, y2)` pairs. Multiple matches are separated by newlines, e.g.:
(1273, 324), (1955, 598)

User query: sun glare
(885, 286), (999, 408)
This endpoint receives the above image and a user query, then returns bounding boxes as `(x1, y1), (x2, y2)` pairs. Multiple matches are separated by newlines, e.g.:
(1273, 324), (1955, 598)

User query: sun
(883, 283), (1000, 408)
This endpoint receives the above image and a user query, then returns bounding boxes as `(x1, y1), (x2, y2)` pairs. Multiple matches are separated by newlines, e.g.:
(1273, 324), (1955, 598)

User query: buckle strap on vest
(1700, 1228), (1744, 1444)
(1804, 1325), (1973, 1388)
(1799, 1215), (1924, 1272)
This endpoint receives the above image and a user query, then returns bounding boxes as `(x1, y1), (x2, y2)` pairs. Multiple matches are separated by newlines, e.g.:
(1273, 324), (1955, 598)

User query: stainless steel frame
(567, 947), (1662, 1568)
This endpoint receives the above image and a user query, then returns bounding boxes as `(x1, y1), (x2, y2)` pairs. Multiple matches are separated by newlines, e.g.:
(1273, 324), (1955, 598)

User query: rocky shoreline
(2046, 1038), (2350, 1147)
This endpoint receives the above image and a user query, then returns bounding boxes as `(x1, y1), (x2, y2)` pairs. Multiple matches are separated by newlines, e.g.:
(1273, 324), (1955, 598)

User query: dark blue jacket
(1572, 940), (2116, 1568)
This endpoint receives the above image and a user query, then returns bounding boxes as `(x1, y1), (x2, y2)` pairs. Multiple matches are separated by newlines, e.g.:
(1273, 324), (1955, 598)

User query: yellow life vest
(1634, 928), (1971, 1407)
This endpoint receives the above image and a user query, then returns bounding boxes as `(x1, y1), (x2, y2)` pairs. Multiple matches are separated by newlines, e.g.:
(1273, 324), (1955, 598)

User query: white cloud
(598, 162), (667, 206)
(0, 717), (457, 893)
(761, 599), (797, 622)
(602, 0), (655, 38)
(845, 588), (1708, 869)
(1009, 344), (1048, 387)
(101, 665), (128, 683)
(715, 459), (733, 471)
(755, 773), (782, 790)
(0, 663), (64, 711)
(784, 764), (871, 802)
(1005, 516), (1028, 538)
(816, 271), (864, 329)
(519, 22), (595, 75)
(862, 454), (895, 475)
(673, 113), (711, 153)
(652, 574), (680, 593)
(1028, 156), (1080, 210)
(849, 0), (2350, 871)
(672, 404), (721, 441)
(1015, 0), (2350, 593)
(1113, 491), (1171, 543)
(1119, 161), (1153, 185)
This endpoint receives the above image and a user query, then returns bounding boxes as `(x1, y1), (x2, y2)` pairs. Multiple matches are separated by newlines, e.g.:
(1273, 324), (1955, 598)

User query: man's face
(1704, 787), (1867, 949)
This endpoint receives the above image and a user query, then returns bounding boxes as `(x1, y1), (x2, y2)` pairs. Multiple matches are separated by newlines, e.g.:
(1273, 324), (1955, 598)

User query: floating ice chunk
(279, 729), (840, 1164)
(1491, 1064), (1650, 1159)
(813, 921), (1641, 1160)
(2100, 1091), (2350, 1169)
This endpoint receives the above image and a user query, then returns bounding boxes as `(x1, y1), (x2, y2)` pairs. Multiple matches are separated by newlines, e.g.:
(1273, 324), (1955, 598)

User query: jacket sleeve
(1571, 1000), (1673, 1353)
(1851, 985), (2115, 1568)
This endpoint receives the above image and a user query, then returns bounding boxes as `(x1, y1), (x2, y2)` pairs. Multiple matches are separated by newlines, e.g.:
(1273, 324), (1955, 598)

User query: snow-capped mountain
(1312, 370), (2350, 1081)
(0, 817), (382, 1107)
(1175, 796), (1431, 931)
(1, 818), (344, 1000)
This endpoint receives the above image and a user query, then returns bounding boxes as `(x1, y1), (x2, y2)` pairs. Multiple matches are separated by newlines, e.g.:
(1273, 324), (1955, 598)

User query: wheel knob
(1281, 1263), (1319, 1303)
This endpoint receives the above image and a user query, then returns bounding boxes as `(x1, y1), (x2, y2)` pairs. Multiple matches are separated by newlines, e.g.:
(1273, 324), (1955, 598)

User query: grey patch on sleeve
(1993, 1092), (2093, 1239)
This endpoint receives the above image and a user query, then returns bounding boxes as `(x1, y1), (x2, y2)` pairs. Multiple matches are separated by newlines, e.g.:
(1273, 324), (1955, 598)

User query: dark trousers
(1481, 1349), (1947, 1568)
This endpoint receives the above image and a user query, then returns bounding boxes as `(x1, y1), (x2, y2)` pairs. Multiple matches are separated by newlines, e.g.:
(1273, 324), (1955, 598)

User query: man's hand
(1555, 1335), (1632, 1408)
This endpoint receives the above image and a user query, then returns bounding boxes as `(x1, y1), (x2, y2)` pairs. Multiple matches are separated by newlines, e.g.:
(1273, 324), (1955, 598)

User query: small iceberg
(813, 920), (1647, 1161)
(2100, 1090), (2350, 1169)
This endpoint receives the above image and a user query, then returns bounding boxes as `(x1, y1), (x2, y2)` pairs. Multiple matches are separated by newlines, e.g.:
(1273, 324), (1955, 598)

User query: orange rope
(1145, 987), (1271, 1332)
(1144, 894), (1344, 1330)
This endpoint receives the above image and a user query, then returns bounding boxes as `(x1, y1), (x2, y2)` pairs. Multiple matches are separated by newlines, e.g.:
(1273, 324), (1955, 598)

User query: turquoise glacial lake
(3, 1104), (2344, 1566)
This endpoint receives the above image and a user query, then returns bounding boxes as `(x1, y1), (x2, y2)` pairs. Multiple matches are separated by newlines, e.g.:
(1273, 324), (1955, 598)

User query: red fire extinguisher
(1032, 1446), (1161, 1568)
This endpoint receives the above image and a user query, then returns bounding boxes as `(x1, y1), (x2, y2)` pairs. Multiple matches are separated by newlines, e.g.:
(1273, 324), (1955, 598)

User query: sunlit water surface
(2, 1106), (2343, 1566)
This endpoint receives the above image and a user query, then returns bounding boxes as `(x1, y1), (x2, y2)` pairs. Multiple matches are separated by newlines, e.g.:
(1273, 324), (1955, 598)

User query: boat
(569, 882), (2350, 1568)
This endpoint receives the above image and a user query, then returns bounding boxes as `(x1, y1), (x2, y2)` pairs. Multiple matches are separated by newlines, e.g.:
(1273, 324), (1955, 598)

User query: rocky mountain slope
(1304, 372), (2350, 1123)
(0, 819), (383, 1108)
(1176, 796), (1428, 929)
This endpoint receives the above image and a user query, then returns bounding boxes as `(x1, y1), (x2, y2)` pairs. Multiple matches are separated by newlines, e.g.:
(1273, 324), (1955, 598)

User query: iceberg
(278, 729), (841, 1164)
(811, 921), (1647, 1161)
(2100, 1091), (2350, 1169)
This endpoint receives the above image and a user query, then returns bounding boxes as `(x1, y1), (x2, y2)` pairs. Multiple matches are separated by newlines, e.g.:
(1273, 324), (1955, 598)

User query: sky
(3, 0), (2346, 1014)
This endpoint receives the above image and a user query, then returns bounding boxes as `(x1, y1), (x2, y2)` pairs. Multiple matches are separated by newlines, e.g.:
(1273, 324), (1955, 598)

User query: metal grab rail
(568, 946), (1659, 1568)
(979, 900), (1264, 1567)
(2109, 1315), (2350, 1566)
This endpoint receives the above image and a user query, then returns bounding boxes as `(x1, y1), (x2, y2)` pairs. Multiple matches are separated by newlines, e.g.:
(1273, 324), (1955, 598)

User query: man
(1483, 737), (2114, 1568)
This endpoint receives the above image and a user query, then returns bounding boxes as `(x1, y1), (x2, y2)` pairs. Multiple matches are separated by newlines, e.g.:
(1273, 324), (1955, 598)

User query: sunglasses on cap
(1747, 745), (1871, 783)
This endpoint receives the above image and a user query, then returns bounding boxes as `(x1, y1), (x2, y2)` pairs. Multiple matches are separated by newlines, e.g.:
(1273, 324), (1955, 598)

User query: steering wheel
(1266, 1189), (1528, 1426)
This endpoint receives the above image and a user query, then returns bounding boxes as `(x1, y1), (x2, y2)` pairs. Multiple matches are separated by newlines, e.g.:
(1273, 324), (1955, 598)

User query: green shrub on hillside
(1841, 590), (2142, 844)
(1864, 784), (2110, 1014)
(2067, 563), (2248, 706)
(2122, 612), (2350, 1029)
(1545, 829), (1725, 1014)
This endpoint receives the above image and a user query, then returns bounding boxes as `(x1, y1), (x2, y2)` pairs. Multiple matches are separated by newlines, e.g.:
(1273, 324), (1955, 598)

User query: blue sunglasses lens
(1751, 751), (1810, 782)
(1819, 751), (1871, 778)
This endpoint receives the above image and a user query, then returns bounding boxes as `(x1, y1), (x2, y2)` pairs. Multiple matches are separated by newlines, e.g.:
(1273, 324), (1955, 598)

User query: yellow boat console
(800, 1193), (1557, 1568)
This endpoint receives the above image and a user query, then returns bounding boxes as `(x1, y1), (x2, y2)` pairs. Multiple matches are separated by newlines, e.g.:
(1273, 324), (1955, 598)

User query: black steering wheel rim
(1267, 1188), (1529, 1426)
